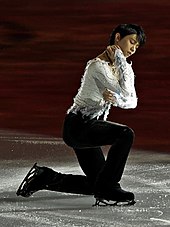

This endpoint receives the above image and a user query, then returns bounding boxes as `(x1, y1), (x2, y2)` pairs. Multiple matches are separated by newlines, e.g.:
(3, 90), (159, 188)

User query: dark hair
(109, 24), (146, 46)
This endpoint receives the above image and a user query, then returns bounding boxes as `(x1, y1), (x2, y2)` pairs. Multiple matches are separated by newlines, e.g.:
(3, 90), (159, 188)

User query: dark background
(0, 0), (169, 152)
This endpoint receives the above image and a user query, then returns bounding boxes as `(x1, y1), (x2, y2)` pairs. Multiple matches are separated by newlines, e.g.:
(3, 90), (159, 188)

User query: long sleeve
(67, 53), (138, 121)
(91, 49), (138, 109)
(113, 49), (137, 108)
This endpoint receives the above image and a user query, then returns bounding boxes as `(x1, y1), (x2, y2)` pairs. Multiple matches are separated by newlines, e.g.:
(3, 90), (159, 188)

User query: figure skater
(17, 23), (146, 206)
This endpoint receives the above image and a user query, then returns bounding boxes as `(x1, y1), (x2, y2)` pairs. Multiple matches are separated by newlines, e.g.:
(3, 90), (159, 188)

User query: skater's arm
(110, 49), (138, 108)
(91, 58), (137, 109)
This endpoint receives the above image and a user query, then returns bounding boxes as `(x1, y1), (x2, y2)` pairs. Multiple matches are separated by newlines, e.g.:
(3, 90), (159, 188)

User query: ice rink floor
(0, 131), (169, 227)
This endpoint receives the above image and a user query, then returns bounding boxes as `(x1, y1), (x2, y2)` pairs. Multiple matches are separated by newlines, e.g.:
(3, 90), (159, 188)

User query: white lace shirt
(67, 49), (138, 120)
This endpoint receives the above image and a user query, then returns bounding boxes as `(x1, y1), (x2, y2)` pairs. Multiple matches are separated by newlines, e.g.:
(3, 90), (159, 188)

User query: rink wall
(0, 0), (169, 152)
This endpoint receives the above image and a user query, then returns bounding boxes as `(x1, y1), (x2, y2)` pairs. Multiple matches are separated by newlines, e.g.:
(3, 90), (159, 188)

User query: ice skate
(16, 163), (46, 197)
(16, 163), (93, 197)
(93, 183), (135, 207)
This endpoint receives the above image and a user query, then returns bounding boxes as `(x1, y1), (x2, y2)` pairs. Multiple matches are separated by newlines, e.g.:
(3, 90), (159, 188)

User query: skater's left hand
(105, 45), (121, 64)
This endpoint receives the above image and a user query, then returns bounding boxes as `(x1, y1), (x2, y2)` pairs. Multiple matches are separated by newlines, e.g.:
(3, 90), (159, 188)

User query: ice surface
(0, 132), (169, 227)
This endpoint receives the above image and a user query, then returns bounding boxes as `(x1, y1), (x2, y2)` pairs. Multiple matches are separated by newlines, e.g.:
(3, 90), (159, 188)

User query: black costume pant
(42, 112), (134, 195)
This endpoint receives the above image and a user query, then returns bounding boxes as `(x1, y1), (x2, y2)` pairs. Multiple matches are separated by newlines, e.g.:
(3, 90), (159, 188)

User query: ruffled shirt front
(67, 49), (138, 120)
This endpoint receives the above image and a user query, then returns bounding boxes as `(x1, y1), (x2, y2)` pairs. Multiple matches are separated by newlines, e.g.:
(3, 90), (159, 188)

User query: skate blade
(93, 198), (136, 207)
(16, 163), (38, 196)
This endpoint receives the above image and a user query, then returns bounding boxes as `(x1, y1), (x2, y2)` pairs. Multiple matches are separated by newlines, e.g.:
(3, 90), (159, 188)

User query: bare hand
(105, 45), (121, 64)
(103, 89), (116, 103)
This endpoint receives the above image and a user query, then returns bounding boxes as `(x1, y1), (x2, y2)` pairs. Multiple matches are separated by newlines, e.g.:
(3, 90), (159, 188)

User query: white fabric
(67, 49), (138, 120)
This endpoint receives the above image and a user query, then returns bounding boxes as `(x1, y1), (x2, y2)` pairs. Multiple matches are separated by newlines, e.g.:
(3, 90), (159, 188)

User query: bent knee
(123, 126), (135, 139)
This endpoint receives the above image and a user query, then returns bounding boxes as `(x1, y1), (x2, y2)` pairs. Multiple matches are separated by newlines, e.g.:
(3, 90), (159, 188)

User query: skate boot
(93, 183), (135, 206)
(16, 163), (93, 197)
(16, 163), (56, 197)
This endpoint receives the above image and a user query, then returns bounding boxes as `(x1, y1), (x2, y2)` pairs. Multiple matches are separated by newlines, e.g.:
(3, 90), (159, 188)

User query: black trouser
(43, 112), (134, 195)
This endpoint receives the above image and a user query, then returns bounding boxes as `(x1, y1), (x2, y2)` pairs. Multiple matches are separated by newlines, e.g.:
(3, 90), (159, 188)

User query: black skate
(17, 163), (94, 197)
(93, 183), (135, 207)
(16, 163), (45, 197)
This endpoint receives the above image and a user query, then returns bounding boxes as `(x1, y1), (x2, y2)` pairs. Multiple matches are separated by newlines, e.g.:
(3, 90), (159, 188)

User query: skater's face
(115, 33), (139, 58)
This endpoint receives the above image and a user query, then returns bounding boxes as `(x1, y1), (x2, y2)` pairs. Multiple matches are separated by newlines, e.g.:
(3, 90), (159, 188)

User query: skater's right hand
(103, 89), (116, 103)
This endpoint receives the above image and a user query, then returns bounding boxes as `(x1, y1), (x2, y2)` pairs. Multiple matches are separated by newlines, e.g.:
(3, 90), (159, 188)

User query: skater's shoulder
(86, 57), (110, 72)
